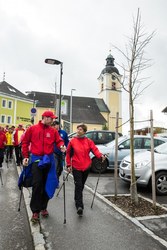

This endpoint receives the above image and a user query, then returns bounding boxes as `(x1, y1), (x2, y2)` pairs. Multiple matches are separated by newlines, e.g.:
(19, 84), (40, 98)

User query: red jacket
(13, 128), (25, 146)
(0, 131), (7, 149)
(22, 121), (64, 158)
(66, 136), (102, 171)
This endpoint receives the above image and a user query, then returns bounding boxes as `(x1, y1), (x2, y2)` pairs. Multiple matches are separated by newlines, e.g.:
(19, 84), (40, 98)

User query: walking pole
(91, 156), (106, 209)
(91, 167), (102, 209)
(5, 147), (9, 168)
(6, 149), (9, 168)
(18, 165), (26, 212)
(62, 153), (67, 224)
(0, 169), (3, 186)
(56, 172), (70, 197)
(18, 186), (23, 211)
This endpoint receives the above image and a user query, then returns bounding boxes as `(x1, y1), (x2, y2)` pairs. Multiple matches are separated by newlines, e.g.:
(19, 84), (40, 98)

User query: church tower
(98, 53), (122, 132)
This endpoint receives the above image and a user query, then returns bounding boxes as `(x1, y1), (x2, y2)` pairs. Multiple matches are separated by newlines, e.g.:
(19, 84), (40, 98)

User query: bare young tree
(114, 8), (155, 205)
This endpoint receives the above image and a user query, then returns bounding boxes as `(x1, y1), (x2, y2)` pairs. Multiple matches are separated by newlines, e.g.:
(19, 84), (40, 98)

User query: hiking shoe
(41, 209), (49, 217)
(31, 213), (39, 223)
(77, 207), (83, 216)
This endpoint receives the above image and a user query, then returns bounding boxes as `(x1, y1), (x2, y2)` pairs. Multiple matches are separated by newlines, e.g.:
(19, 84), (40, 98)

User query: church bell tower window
(112, 82), (116, 90)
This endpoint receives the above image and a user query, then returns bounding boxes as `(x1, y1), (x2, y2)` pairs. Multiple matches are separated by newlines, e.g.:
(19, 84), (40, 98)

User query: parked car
(90, 135), (167, 173)
(68, 130), (122, 145)
(119, 142), (167, 195)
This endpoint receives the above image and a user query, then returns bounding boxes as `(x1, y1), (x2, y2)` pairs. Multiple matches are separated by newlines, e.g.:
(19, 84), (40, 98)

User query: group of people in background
(0, 123), (31, 168)
(1, 110), (105, 222)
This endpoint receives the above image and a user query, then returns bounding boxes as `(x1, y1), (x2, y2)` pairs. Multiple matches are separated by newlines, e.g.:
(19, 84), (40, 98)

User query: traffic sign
(31, 108), (37, 114)
(31, 108), (37, 117)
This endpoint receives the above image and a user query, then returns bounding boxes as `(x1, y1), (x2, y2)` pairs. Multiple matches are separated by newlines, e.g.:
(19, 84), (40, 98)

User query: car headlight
(135, 160), (150, 169)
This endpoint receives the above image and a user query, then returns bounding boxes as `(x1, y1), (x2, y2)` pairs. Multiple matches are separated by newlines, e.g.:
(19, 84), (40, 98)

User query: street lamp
(70, 88), (76, 133)
(45, 58), (63, 123)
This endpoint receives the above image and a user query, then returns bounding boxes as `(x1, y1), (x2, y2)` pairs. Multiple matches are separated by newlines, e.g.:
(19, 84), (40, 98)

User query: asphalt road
(87, 171), (167, 206)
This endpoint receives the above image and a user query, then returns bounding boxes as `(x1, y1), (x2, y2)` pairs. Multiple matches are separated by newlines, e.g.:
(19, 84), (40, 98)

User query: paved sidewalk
(20, 171), (167, 250)
(0, 161), (34, 250)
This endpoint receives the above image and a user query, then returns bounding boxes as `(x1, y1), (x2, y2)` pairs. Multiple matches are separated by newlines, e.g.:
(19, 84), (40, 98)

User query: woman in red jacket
(66, 123), (105, 216)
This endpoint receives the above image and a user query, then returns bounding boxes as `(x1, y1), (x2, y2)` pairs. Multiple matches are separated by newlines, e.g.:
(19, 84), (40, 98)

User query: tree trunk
(150, 110), (156, 208)
(129, 79), (138, 205)
(114, 112), (119, 199)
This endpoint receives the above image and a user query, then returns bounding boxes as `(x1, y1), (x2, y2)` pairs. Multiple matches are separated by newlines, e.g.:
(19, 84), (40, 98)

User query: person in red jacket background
(22, 110), (66, 223)
(12, 124), (25, 166)
(66, 123), (105, 216)
(0, 126), (7, 168)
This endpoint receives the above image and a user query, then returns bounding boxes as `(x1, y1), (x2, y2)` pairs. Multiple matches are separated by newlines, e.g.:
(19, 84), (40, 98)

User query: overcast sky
(0, 0), (167, 133)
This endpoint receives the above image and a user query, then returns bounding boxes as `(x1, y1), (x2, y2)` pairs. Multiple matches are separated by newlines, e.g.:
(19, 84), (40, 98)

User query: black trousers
(72, 168), (90, 209)
(30, 162), (50, 213)
(0, 148), (4, 167)
(14, 145), (22, 165)
(6, 146), (13, 160)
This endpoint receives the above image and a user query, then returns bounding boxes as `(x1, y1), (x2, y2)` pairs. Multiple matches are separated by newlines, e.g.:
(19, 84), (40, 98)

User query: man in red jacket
(66, 123), (105, 216)
(22, 111), (66, 223)
(0, 126), (7, 168)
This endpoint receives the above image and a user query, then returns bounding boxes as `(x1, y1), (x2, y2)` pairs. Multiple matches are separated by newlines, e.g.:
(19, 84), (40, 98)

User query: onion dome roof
(101, 54), (119, 75)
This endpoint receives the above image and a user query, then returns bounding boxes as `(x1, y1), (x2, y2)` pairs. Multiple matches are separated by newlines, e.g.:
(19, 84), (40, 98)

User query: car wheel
(91, 157), (107, 173)
(155, 171), (167, 195)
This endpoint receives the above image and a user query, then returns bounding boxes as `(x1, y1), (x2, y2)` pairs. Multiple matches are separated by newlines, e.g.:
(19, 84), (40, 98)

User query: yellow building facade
(0, 81), (33, 127)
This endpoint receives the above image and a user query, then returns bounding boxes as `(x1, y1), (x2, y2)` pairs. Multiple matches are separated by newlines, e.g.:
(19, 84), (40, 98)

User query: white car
(90, 135), (167, 173)
(119, 142), (167, 195)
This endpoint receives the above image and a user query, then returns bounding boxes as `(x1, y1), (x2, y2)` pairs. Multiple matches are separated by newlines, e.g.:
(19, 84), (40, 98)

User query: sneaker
(41, 209), (49, 217)
(77, 207), (83, 216)
(31, 213), (39, 223)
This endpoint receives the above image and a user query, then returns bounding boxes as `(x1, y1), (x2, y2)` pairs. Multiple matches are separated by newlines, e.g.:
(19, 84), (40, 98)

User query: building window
(1, 115), (6, 124)
(7, 116), (12, 124)
(8, 100), (13, 109)
(101, 83), (104, 91)
(2, 99), (7, 108)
